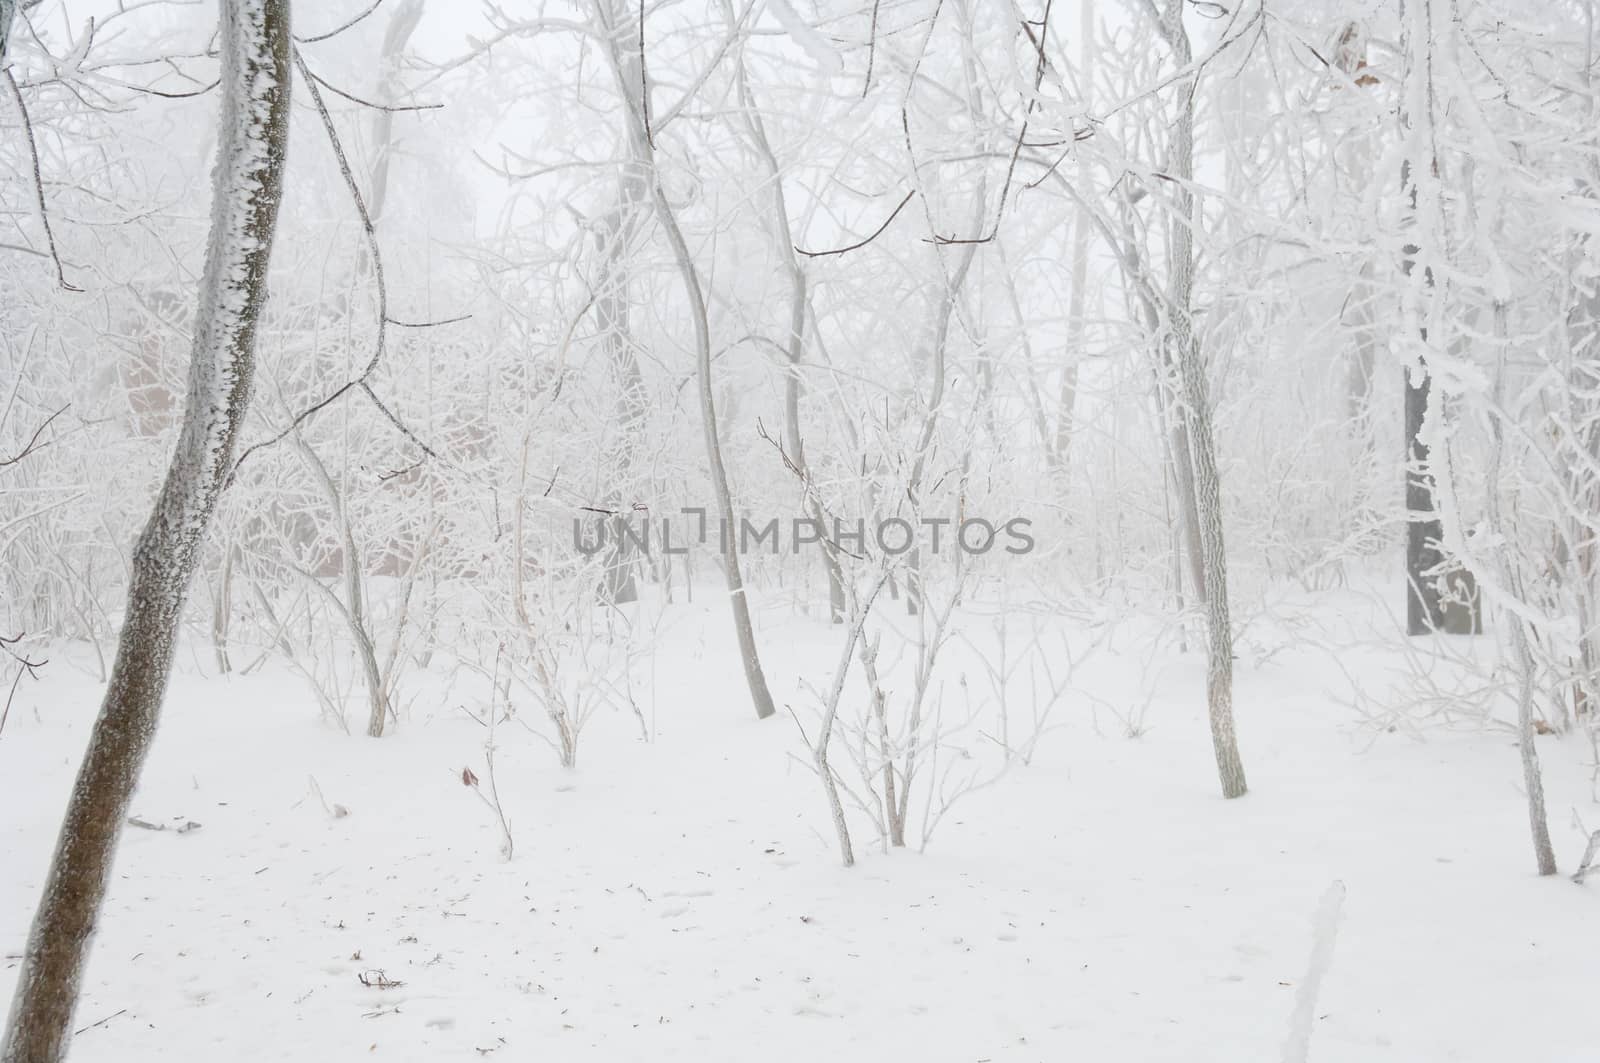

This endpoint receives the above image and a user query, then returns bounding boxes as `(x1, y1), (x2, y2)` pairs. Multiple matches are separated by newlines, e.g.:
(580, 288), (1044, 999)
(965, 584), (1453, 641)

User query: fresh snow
(3, 592), (1596, 1062)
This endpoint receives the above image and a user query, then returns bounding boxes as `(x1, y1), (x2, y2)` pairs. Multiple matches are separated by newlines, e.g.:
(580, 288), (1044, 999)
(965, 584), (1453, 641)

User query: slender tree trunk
(1485, 302), (1557, 875)
(655, 193), (775, 718)
(1, 4), (290, 1059)
(781, 266), (847, 623)
(1330, 22), (1380, 447)
(1055, 362), (1079, 478)
(295, 437), (388, 737)
(1166, 376), (1209, 608)
(1565, 5), (1600, 719)
(1162, 0), (1245, 797)
(366, 0), (423, 228)
(1565, 284), (1600, 716)
(594, 177), (647, 605)
(597, 0), (776, 718)
(726, 21), (844, 621)
(1055, 0), (1095, 485)
(906, 2), (986, 616)
(1123, 201), (1207, 608)
(593, 17), (651, 605)
(905, 237), (977, 616)
(1346, 265), (1378, 431)
(1345, 265), (1379, 530)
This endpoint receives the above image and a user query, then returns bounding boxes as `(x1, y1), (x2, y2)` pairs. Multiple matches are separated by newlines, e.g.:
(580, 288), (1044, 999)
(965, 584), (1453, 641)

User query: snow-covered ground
(3, 592), (1597, 1062)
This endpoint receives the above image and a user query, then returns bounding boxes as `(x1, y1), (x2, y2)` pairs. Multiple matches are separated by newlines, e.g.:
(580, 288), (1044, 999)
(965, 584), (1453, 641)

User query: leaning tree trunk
(1161, 0), (1246, 798)
(596, 0), (776, 719)
(1485, 302), (1557, 875)
(725, 24), (845, 622)
(1, 4), (290, 1060)
(1121, 197), (1207, 610)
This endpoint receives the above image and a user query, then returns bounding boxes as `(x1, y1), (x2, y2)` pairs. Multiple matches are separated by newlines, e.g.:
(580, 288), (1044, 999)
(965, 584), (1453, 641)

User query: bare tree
(1054, 0), (1097, 487)
(594, 0), (776, 719)
(1399, 0), (1479, 636)
(724, 1), (845, 622)
(1485, 302), (1556, 875)
(584, 0), (652, 606)
(1, 3), (291, 1059)
(1152, 0), (1247, 798)
(366, 0), (424, 229)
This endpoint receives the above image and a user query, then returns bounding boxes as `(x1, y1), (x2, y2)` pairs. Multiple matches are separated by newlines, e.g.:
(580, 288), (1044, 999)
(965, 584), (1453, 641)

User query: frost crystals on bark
(1, 3), (291, 1059)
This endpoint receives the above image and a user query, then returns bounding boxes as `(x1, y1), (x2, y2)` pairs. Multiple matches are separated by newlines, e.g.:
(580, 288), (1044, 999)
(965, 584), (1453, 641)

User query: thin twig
(5, 70), (81, 291)
(795, 190), (914, 258)
(72, 1009), (126, 1036)
(299, 58), (439, 112)
(0, 404), (68, 467)
(296, 0), (388, 44)
(231, 48), (439, 480)
(932, 0), (1056, 246)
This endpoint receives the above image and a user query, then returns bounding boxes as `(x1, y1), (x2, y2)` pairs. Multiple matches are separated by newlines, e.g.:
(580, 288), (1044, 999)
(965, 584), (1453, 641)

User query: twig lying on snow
(126, 817), (201, 833)
(72, 1008), (126, 1035)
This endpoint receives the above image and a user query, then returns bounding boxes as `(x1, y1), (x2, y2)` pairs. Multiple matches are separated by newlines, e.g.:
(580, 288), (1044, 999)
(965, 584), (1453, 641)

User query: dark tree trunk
(1, 4), (291, 1059)
(1405, 364), (1442, 633)
(1398, 3), (1480, 638)
(1403, 353), (1480, 636)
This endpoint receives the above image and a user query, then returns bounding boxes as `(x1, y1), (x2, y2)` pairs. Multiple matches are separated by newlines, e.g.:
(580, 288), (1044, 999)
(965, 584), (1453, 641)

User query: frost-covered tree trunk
(1160, 0), (1246, 798)
(1403, 361), (1454, 633)
(1329, 21), (1380, 440)
(366, 0), (423, 229)
(725, 14), (845, 622)
(905, 234), (979, 618)
(0, 0), (17, 64)
(1164, 349), (1209, 609)
(1485, 302), (1557, 876)
(1054, 0), (1096, 487)
(596, 0), (776, 719)
(593, 199), (646, 605)
(1564, 268), (1600, 717)
(907, 8), (986, 618)
(293, 436), (389, 738)
(1400, 0), (1440, 638)
(0, 3), (290, 1059)
(1399, 0), (1478, 637)
(593, 7), (651, 606)
(1121, 196), (1206, 610)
